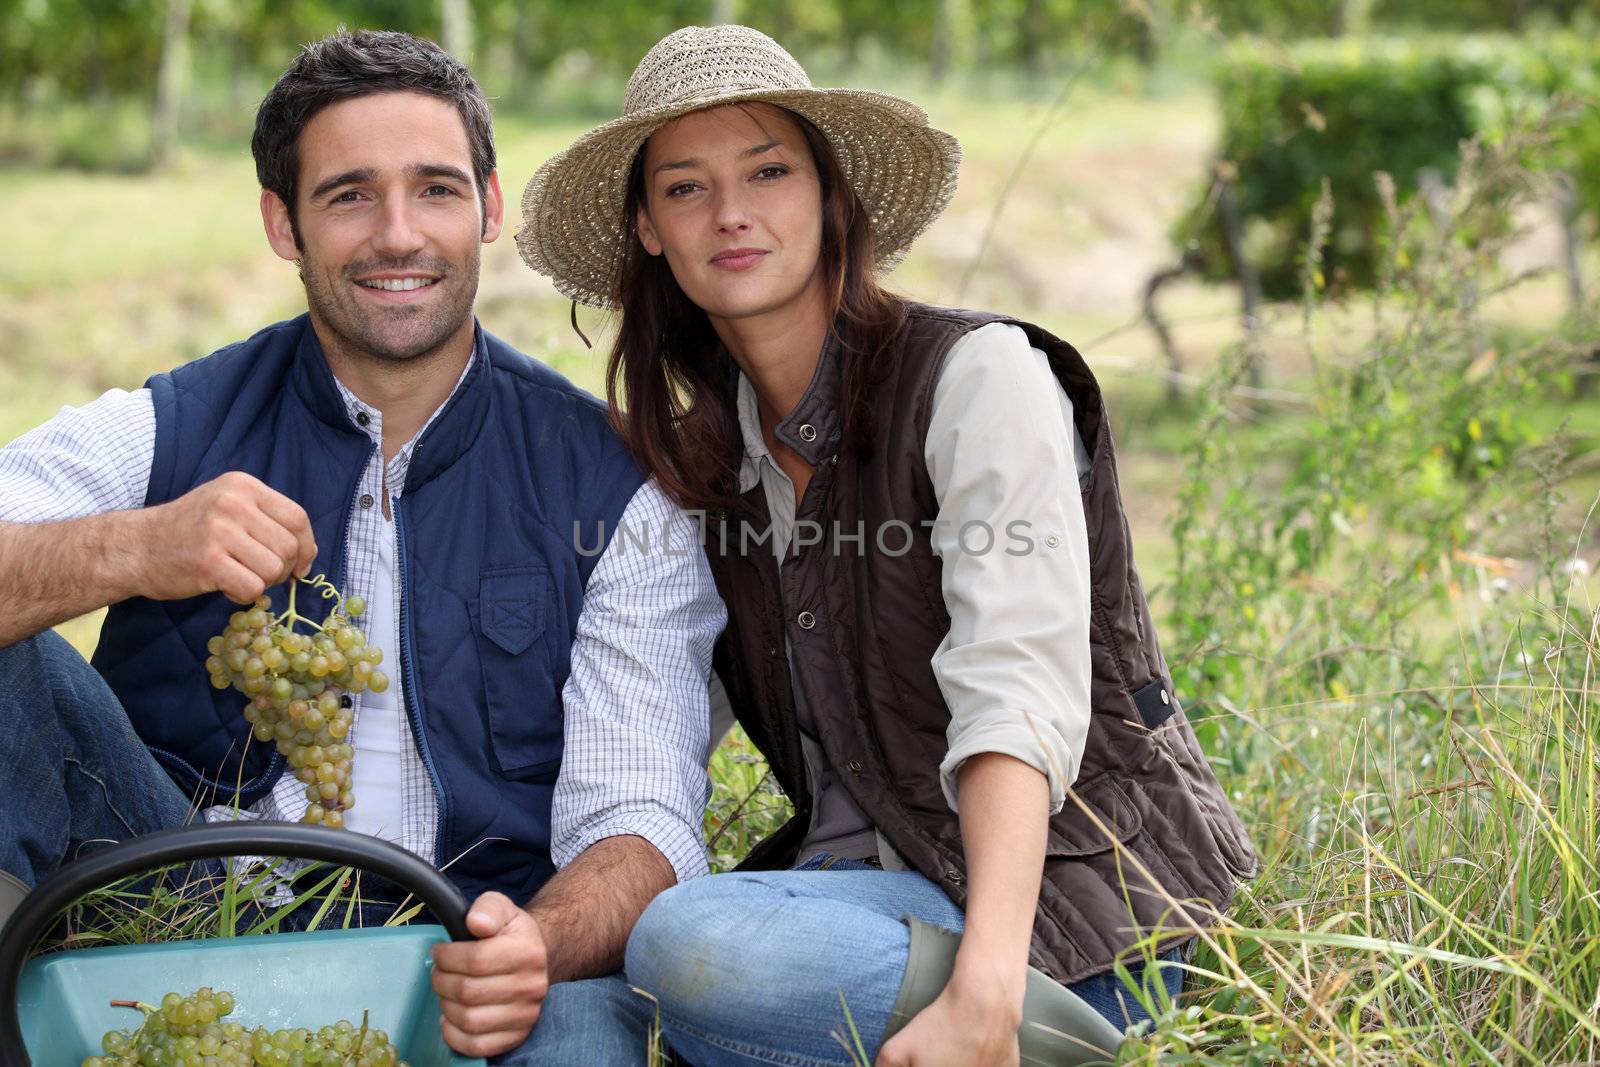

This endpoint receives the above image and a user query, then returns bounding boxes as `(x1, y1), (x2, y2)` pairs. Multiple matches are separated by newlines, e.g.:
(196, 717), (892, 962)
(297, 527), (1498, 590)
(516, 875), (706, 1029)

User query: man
(0, 29), (723, 1065)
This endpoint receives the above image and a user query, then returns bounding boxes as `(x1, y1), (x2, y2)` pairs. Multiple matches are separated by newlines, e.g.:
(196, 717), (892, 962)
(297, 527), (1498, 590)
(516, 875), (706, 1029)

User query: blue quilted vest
(91, 315), (644, 905)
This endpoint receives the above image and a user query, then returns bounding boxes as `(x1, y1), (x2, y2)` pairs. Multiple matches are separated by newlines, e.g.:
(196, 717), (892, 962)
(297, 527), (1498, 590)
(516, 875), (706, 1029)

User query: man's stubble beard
(299, 245), (481, 367)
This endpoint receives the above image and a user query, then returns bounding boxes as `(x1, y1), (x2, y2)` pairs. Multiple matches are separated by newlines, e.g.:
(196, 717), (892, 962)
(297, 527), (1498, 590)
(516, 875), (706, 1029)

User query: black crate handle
(0, 822), (473, 1065)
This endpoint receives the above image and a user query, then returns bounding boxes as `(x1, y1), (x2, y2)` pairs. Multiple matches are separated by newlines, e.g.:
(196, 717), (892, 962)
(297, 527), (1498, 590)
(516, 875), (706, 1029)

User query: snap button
(359, 494), (375, 509)
(845, 759), (863, 774)
(1160, 689), (1171, 705)
(798, 423), (818, 443)
(797, 611), (816, 630)
(1046, 535), (1060, 548)
(355, 411), (371, 427)
(946, 867), (964, 884)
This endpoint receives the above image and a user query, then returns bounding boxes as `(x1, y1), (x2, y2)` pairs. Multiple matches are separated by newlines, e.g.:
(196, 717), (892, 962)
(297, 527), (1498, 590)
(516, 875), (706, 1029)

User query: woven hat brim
(516, 87), (961, 309)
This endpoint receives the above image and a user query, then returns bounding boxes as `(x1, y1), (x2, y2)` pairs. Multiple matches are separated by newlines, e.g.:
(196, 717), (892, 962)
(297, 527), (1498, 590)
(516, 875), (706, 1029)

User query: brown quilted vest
(704, 304), (1258, 983)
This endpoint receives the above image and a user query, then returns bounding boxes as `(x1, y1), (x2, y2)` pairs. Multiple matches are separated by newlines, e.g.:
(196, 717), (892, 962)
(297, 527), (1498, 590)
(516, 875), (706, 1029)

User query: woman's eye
(665, 182), (698, 198)
(755, 165), (789, 180)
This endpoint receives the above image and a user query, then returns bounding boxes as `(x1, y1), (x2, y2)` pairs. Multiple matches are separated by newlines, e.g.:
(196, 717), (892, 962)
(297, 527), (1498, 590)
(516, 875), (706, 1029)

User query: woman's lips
(710, 249), (768, 271)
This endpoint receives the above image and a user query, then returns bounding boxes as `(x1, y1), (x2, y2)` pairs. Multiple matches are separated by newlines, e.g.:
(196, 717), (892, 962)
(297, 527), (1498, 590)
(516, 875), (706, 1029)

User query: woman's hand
(875, 976), (1023, 1067)
(876, 752), (1049, 1066)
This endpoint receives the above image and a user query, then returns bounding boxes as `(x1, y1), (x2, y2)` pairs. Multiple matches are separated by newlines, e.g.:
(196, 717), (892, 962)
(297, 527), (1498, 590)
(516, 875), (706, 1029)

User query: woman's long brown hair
(605, 106), (907, 513)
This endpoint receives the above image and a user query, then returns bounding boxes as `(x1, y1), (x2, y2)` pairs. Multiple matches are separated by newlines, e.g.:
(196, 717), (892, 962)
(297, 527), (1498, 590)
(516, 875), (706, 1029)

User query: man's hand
(431, 891), (550, 1058)
(130, 471), (317, 604)
(0, 470), (318, 648)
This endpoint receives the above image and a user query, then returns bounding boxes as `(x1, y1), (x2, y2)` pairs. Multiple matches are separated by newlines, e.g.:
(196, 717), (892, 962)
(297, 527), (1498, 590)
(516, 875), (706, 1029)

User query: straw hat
(516, 24), (961, 309)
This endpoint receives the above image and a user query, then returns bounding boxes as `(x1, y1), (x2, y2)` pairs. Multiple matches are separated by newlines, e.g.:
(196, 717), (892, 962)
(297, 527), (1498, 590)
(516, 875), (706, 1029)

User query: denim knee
(0, 629), (97, 706)
(625, 875), (779, 1009)
(0, 630), (52, 692)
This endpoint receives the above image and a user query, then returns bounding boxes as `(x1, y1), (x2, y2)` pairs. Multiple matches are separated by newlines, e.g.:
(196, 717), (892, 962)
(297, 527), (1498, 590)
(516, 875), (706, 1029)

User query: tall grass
(1110, 117), (1600, 1064)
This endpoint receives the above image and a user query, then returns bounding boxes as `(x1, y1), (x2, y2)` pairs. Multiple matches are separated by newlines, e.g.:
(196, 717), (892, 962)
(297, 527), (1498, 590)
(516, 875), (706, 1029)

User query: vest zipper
(394, 498), (447, 866)
(149, 745), (282, 801)
(245, 439), (371, 802)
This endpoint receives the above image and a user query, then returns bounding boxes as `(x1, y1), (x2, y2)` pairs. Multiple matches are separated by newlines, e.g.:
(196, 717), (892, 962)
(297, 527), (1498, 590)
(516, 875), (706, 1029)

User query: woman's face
(635, 104), (827, 329)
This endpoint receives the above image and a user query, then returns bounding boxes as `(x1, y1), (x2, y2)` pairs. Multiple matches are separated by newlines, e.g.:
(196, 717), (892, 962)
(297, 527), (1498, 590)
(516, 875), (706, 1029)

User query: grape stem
(346, 1008), (372, 1066)
(275, 573), (345, 633)
(108, 999), (157, 1047)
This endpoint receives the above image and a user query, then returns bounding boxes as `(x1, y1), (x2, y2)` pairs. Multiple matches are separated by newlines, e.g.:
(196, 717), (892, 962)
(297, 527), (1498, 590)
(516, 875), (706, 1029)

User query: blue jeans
(0, 630), (201, 887)
(626, 856), (1183, 1067)
(0, 632), (655, 1065)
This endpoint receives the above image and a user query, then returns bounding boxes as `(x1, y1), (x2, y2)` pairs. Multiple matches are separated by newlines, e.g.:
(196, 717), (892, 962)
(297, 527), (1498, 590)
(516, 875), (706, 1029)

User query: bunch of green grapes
(82, 987), (408, 1067)
(204, 575), (387, 828)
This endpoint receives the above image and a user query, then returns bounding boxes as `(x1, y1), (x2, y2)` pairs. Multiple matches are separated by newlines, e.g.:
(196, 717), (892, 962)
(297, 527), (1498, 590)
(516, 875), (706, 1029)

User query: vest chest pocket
(473, 568), (563, 781)
(1047, 773), (1144, 857)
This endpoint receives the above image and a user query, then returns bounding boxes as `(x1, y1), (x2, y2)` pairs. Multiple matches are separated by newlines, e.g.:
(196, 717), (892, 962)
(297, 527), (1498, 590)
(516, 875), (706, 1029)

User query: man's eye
(424, 185), (455, 197)
(331, 190), (363, 204)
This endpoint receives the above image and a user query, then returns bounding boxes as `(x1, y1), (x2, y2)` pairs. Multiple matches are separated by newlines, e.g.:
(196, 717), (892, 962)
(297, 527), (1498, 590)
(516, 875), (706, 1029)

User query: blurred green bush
(1177, 34), (1600, 298)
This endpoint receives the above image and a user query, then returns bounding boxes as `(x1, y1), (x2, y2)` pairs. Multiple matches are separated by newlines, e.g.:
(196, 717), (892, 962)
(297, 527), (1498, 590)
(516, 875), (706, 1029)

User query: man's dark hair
(252, 28), (496, 243)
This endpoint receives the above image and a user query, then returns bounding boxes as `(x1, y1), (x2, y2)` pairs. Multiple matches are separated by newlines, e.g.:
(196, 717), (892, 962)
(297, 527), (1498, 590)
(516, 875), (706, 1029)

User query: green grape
(207, 578), (379, 827)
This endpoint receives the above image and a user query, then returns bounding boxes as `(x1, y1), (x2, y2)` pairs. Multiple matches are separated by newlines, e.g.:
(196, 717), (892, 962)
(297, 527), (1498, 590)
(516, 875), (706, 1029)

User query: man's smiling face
(263, 90), (503, 365)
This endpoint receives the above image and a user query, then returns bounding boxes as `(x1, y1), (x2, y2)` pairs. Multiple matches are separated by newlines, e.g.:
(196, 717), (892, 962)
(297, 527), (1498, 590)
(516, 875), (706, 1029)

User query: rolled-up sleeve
(0, 387), (155, 522)
(550, 478), (727, 883)
(925, 323), (1094, 814)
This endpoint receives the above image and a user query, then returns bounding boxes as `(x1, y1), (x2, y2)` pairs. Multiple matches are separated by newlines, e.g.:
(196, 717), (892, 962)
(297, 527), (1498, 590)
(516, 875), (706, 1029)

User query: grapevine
(204, 575), (387, 828)
(82, 987), (408, 1066)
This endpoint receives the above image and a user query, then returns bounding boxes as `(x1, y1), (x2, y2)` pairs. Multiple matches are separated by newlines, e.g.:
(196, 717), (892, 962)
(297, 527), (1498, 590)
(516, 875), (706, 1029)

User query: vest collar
(288, 313), (493, 492)
(729, 329), (844, 482)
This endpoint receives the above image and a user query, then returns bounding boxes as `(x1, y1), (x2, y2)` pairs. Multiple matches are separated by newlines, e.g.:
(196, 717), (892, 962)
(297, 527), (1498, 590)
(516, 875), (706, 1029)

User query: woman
(518, 25), (1257, 1066)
